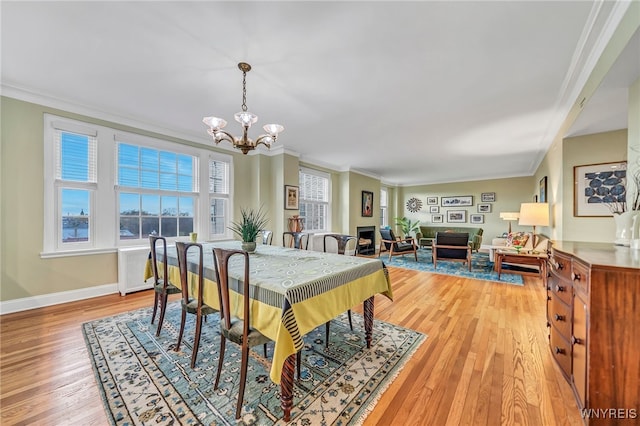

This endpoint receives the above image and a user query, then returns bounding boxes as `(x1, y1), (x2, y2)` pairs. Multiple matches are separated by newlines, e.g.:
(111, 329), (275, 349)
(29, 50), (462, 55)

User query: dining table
(145, 240), (393, 421)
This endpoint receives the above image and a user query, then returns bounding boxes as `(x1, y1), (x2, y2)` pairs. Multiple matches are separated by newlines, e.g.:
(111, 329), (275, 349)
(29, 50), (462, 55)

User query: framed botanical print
(574, 162), (627, 216)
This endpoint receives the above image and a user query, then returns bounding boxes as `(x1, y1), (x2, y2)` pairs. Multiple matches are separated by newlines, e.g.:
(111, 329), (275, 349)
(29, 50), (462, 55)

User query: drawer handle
(554, 314), (565, 322)
(571, 272), (581, 281)
(571, 336), (583, 345)
(555, 284), (565, 292)
(547, 296), (551, 301)
(554, 346), (565, 355)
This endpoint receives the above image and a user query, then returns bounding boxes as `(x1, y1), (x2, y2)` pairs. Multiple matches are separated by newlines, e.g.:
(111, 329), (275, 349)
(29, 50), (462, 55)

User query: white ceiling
(2, 1), (638, 186)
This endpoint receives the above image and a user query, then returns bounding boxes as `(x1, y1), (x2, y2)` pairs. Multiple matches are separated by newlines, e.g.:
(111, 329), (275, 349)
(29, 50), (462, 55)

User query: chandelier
(203, 62), (284, 155)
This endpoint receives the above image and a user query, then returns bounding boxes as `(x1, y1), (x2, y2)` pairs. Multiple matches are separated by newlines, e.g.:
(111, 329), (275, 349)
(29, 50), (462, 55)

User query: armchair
(432, 232), (472, 271)
(378, 228), (418, 261)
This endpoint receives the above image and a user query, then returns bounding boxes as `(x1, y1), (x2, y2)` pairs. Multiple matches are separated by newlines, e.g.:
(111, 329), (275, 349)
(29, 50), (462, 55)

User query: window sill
(40, 247), (118, 259)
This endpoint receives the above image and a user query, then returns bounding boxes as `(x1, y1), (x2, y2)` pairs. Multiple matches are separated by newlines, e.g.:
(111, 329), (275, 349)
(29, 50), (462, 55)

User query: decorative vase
(241, 241), (257, 253)
(288, 215), (304, 232)
(613, 211), (637, 246)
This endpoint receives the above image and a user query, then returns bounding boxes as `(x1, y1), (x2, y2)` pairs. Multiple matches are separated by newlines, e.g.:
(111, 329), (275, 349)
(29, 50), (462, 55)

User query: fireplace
(356, 226), (376, 255)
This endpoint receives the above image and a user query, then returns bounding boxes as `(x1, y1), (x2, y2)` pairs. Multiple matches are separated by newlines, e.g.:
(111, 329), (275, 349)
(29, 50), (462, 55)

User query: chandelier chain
(241, 70), (248, 112)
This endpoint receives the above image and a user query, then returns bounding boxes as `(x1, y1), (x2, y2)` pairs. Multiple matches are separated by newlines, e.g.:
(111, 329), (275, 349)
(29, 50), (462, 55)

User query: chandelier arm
(212, 130), (236, 144)
(254, 134), (276, 148)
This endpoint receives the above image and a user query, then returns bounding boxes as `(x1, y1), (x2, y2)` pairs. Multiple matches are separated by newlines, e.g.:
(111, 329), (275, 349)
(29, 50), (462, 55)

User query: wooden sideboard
(547, 241), (640, 425)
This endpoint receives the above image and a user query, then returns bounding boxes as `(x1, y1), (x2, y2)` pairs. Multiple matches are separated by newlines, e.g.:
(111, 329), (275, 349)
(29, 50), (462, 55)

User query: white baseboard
(0, 283), (119, 315)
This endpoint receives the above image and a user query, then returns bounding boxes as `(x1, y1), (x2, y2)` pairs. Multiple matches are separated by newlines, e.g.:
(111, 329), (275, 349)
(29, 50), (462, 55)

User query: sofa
(488, 232), (550, 262)
(416, 226), (483, 252)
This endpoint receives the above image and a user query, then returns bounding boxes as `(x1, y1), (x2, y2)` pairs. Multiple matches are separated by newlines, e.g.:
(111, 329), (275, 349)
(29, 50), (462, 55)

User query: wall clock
(406, 197), (422, 212)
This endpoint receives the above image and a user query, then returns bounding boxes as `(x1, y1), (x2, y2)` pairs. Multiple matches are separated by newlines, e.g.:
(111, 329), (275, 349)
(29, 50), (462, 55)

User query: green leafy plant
(229, 206), (269, 242)
(394, 216), (420, 237)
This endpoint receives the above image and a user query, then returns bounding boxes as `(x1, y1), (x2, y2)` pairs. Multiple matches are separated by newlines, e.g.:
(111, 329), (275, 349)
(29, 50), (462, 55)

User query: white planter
(614, 211), (638, 246)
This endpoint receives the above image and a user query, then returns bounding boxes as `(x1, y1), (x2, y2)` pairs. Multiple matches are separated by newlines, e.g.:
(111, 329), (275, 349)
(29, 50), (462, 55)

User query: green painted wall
(396, 177), (534, 243)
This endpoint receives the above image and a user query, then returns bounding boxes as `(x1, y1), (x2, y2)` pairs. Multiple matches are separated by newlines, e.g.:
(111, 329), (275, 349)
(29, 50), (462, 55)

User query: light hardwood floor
(0, 267), (584, 425)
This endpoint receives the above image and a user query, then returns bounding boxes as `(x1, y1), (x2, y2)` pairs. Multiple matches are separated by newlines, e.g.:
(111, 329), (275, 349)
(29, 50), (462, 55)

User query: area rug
(82, 301), (425, 425)
(381, 249), (524, 285)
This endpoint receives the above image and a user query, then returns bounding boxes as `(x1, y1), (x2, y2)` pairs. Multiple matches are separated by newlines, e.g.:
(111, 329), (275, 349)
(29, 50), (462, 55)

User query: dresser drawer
(550, 294), (572, 340)
(550, 326), (572, 379)
(571, 260), (590, 297)
(548, 271), (572, 306)
(549, 250), (571, 280)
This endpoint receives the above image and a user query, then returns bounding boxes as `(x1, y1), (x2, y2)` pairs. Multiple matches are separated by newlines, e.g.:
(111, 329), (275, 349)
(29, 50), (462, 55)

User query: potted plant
(229, 206), (269, 253)
(394, 216), (420, 239)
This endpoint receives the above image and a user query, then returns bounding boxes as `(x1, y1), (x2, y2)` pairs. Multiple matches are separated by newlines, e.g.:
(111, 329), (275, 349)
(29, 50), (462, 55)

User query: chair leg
(155, 292), (169, 336)
(214, 335), (226, 389)
(296, 350), (302, 380)
(236, 344), (250, 419)
(151, 290), (159, 324)
(263, 343), (268, 358)
(175, 309), (187, 351)
(325, 322), (330, 348)
(347, 310), (353, 331)
(191, 312), (203, 368)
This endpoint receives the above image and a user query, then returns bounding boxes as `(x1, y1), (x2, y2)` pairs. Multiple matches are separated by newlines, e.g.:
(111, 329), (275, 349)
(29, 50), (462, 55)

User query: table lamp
(499, 212), (520, 234)
(519, 203), (549, 247)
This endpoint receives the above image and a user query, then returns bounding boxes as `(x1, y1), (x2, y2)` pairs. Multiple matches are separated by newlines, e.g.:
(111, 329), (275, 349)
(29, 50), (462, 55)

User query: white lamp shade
(519, 203), (549, 226)
(202, 116), (227, 130)
(234, 111), (258, 127)
(263, 124), (284, 136)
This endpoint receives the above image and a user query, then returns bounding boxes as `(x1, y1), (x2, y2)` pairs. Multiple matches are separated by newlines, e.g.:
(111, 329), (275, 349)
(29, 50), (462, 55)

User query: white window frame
(380, 187), (388, 228)
(298, 167), (331, 233)
(42, 114), (233, 257)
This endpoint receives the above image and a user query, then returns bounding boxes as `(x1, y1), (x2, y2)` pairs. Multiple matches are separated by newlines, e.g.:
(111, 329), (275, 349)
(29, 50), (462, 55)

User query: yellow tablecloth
(146, 240), (393, 383)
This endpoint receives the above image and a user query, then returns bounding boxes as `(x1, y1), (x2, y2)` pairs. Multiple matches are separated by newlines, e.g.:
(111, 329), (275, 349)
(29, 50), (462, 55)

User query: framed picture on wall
(481, 192), (495, 202)
(427, 197), (438, 205)
(441, 195), (473, 207)
(540, 176), (548, 203)
(574, 161), (627, 216)
(429, 206), (439, 213)
(432, 214), (443, 223)
(284, 185), (299, 210)
(470, 214), (484, 224)
(446, 210), (466, 223)
(477, 203), (491, 213)
(362, 190), (374, 217)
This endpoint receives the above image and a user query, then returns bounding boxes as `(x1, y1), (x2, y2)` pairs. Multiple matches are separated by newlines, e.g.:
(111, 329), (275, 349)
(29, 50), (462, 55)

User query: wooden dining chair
(322, 234), (356, 347)
(174, 241), (218, 368)
(212, 247), (300, 419)
(259, 229), (273, 245)
(282, 231), (309, 249)
(149, 235), (182, 337)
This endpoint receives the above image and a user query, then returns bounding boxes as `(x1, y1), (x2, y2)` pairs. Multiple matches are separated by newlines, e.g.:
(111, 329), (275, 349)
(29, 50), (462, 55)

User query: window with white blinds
(209, 159), (230, 237)
(43, 114), (233, 256)
(299, 168), (330, 232)
(54, 127), (98, 247)
(380, 187), (388, 227)
(116, 143), (197, 240)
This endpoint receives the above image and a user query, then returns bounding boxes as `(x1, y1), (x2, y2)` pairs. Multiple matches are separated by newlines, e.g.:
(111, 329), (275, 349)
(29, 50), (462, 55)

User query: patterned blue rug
(380, 249), (524, 285)
(83, 301), (425, 425)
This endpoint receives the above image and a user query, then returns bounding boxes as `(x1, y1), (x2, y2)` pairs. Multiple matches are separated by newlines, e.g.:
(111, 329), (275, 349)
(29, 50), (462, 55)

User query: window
(43, 114), (232, 256)
(209, 159), (230, 237)
(57, 129), (97, 247)
(380, 187), (388, 227)
(117, 143), (196, 240)
(299, 168), (330, 232)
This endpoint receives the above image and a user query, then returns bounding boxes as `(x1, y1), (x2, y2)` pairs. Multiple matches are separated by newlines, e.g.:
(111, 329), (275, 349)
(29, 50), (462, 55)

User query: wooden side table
(495, 250), (548, 285)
